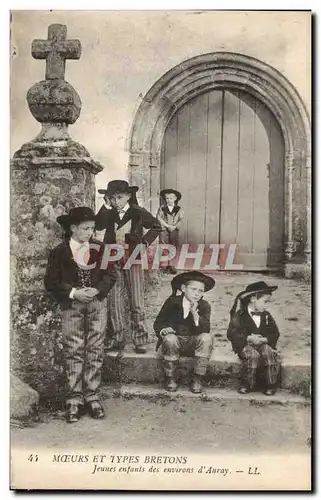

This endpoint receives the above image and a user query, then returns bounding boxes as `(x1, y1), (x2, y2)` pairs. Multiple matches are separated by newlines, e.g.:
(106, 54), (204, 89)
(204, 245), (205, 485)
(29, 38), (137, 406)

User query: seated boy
(227, 281), (280, 396)
(154, 271), (215, 393)
(44, 207), (116, 423)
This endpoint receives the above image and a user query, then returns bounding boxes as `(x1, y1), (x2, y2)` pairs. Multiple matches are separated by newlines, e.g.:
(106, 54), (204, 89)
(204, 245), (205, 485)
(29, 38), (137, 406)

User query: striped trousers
(239, 344), (281, 390)
(159, 229), (179, 268)
(108, 264), (148, 347)
(162, 333), (213, 377)
(159, 229), (179, 246)
(61, 298), (108, 405)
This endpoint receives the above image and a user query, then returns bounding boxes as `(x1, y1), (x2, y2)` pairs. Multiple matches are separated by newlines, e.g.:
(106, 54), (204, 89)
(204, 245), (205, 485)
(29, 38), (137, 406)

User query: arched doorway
(128, 52), (310, 271)
(161, 89), (284, 269)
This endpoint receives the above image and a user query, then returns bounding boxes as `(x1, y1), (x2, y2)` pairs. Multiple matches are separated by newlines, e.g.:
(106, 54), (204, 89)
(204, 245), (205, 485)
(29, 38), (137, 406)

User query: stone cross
(32, 24), (81, 80)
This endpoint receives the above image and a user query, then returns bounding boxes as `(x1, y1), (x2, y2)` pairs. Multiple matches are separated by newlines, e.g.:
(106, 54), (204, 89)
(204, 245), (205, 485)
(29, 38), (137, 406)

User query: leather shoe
(105, 340), (125, 352)
(190, 377), (203, 394)
(86, 401), (105, 419)
(168, 265), (177, 275)
(65, 403), (82, 423)
(164, 377), (178, 392)
(238, 386), (250, 395)
(264, 388), (276, 396)
(135, 346), (147, 354)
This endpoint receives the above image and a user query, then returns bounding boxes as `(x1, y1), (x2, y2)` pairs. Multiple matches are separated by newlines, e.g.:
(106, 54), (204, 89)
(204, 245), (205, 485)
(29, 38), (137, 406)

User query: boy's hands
(190, 301), (200, 326)
(247, 334), (268, 346)
(160, 327), (176, 338)
(74, 287), (99, 303)
(190, 301), (199, 317)
(190, 301), (199, 314)
(167, 225), (176, 232)
(103, 195), (111, 207)
(85, 287), (99, 297)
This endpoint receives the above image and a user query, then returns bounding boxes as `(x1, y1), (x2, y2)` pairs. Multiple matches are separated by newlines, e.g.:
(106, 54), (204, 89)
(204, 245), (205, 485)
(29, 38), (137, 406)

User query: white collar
(118, 202), (130, 214)
(182, 296), (191, 318)
(183, 296), (191, 307)
(247, 305), (261, 327)
(167, 204), (175, 212)
(69, 239), (90, 265)
(69, 238), (89, 259)
(70, 238), (89, 251)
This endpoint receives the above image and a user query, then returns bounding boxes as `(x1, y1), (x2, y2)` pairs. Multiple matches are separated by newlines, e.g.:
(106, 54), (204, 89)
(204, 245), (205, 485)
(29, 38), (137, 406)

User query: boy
(95, 180), (162, 353)
(156, 188), (184, 274)
(44, 207), (116, 423)
(227, 281), (280, 396)
(154, 271), (215, 393)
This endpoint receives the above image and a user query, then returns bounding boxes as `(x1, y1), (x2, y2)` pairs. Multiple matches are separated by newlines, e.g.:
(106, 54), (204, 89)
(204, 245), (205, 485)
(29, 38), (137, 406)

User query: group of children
(44, 180), (281, 423)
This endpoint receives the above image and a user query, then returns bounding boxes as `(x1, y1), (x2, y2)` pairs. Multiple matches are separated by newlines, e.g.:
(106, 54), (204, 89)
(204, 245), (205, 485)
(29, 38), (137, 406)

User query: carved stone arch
(128, 52), (311, 267)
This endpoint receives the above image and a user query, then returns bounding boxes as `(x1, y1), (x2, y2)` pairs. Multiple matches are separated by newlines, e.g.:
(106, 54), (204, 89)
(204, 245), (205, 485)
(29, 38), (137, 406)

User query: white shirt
(183, 296), (199, 326)
(69, 238), (90, 299)
(248, 306), (261, 328)
(117, 203), (130, 220)
(70, 238), (90, 265)
(115, 203), (131, 244)
(167, 204), (175, 213)
(183, 296), (191, 319)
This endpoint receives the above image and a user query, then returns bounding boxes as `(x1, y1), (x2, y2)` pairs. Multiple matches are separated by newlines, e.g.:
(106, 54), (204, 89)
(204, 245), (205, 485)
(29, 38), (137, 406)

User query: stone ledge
(103, 349), (311, 396)
(100, 384), (309, 407)
(285, 262), (311, 282)
(11, 156), (103, 174)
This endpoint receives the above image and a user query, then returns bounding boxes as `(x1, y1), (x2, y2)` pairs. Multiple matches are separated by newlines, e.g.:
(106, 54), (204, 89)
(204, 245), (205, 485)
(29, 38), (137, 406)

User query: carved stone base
(284, 262), (311, 282)
(11, 154), (102, 397)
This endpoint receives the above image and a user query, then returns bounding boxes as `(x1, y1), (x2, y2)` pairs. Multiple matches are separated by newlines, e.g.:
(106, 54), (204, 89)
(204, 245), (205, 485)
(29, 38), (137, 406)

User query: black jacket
(153, 295), (211, 350)
(227, 308), (280, 355)
(95, 204), (162, 247)
(44, 238), (116, 309)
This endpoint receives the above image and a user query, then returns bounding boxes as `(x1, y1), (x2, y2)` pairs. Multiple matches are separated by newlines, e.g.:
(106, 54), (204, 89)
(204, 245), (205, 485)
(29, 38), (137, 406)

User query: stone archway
(128, 52), (311, 267)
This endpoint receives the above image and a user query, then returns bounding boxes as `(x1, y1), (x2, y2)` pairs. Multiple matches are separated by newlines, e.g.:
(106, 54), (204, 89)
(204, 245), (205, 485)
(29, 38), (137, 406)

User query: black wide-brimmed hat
(229, 281), (278, 318)
(98, 180), (139, 197)
(238, 281), (278, 299)
(160, 188), (182, 201)
(57, 207), (96, 229)
(171, 271), (215, 295)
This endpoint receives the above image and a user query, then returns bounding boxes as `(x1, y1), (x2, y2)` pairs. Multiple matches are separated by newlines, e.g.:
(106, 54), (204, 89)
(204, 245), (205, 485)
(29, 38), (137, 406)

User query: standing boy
(44, 207), (116, 423)
(95, 180), (162, 353)
(227, 281), (281, 395)
(156, 188), (184, 274)
(154, 271), (215, 393)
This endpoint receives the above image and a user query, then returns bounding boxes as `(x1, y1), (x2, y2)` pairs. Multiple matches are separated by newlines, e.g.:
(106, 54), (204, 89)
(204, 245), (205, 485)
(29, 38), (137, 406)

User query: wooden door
(160, 89), (285, 270)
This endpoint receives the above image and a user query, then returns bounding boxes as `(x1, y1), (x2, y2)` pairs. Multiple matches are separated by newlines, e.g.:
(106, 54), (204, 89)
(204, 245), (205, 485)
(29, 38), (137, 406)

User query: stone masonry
(11, 24), (103, 401)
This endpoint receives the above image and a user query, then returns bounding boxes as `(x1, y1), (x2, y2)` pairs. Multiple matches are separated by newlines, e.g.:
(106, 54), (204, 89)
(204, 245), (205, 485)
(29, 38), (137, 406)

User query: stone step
(101, 383), (310, 407)
(103, 346), (311, 396)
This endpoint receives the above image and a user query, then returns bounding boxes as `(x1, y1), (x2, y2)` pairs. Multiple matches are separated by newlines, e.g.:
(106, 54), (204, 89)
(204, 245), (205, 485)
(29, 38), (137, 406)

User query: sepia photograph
(10, 9), (312, 491)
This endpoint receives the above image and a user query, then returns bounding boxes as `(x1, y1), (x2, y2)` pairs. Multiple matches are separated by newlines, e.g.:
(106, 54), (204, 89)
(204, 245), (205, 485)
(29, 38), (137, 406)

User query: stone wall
(11, 159), (99, 402)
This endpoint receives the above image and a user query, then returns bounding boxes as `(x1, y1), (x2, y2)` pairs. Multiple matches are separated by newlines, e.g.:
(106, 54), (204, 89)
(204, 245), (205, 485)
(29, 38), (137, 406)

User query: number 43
(28, 454), (39, 462)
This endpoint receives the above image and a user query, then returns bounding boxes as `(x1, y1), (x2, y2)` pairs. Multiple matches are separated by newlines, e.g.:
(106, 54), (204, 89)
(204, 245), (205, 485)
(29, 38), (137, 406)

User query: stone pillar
(304, 151), (312, 265)
(11, 24), (103, 401)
